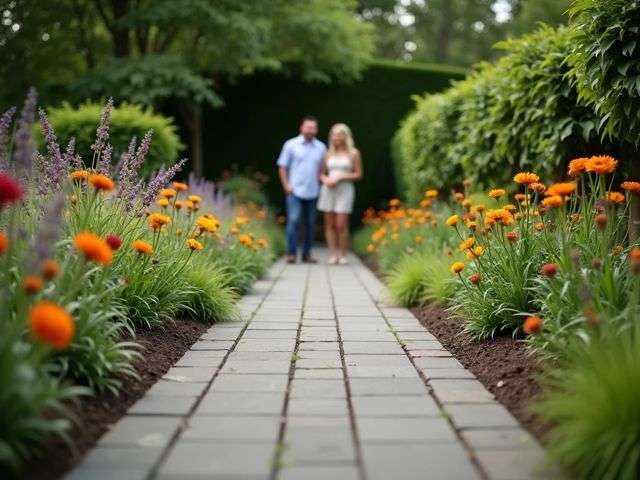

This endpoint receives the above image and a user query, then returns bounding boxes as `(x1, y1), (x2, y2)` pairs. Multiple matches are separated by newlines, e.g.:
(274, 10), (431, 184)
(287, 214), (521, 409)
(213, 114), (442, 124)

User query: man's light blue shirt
(277, 135), (326, 200)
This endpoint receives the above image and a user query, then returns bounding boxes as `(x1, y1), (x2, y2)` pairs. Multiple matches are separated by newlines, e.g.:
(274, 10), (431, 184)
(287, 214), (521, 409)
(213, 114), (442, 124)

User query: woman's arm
(319, 153), (336, 186)
(337, 149), (363, 182)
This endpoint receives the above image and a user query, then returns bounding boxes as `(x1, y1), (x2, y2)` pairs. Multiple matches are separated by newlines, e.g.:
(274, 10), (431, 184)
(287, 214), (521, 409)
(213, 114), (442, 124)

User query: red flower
(0, 174), (23, 206)
(540, 263), (558, 277)
(105, 233), (122, 251)
(468, 273), (481, 285)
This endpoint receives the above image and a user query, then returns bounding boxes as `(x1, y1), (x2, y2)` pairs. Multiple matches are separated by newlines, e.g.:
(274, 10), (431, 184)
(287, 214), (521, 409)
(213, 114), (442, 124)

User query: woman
(317, 123), (363, 265)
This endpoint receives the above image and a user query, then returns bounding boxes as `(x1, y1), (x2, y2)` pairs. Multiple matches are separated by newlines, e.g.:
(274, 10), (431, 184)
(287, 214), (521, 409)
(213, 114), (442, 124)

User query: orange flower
(503, 204), (517, 213)
(534, 222), (545, 231)
(23, 275), (43, 294)
(389, 198), (401, 207)
(631, 248), (640, 260)
(486, 209), (514, 225)
(239, 233), (253, 246)
(41, 259), (59, 280)
(513, 172), (539, 185)
(454, 192), (464, 201)
(471, 204), (485, 214)
(446, 215), (459, 226)
(70, 170), (89, 181)
(186, 238), (204, 251)
(88, 174), (115, 191)
(132, 240), (153, 254)
(488, 188), (506, 199)
(196, 216), (219, 233)
(258, 238), (269, 247)
(74, 232), (113, 265)
(621, 181), (640, 193)
(450, 261), (464, 274)
(366, 244), (376, 253)
(473, 246), (485, 257)
(0, 231), (8, 255)
(174, 200), (185, 210)
(148, 213), (171, 230)
(160, 188), (177, 199)
(529, 182), (546, 193)
(545, 182), (576, 197)
(459, 237), (475, 251)
(586, 155), (618, 174)
(567, 158), (588, 176)
(188, 195), (202, 204)
(606, 191), (625, 204)
(415, 235), (424, 244)
(469, 273), (481, 285)
(541, 195), (564, 208)
(173, 181), (188, 191)
(506, 231), (518, 242)
(29, 301), (75, 350)
(523, 315), (542, 335)
(425, 189), (439, 198)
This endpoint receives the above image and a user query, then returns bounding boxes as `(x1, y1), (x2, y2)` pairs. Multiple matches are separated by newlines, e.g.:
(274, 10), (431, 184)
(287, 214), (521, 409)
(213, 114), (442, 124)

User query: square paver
(349, 378), (427, 396)
(182, 416), (282, 442)
(283, 428), (355, 464)
(163, 367), (216, 383)
(210, 374), (289, 393)
(279, 465), (359, 480)
(287, 398), (349, 416)
(221, 361), (291, 375)
(413, 357), (465, 369)
(475, 447), (557, 480)
(445, 404), (520, 429)
(196, 392), (285, 416)
(342, 342), (405, 355)
(295, 369), (344, 379)
(290, 379), (346, 398)
(128, 396), (197, 416)
(99, 416), (181, 448)
(357, 416), (457, 443)
(461, 428), (540, 449)
(430, 379), (494, 403)
(351, 395), (439, 417)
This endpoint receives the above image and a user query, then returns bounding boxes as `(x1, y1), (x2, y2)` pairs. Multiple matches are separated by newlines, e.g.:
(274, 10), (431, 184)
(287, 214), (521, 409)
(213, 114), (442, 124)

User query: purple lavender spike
(142, 158), (187, 207)
(12, 87), (38, 175)
(98, 144), (113, 174)
(38, 108), (67, 192)
(0, 107), (16, 171)
(64, 137), (82, 169)
(91, 97), (113, 154)
(30, 193), (65, 270)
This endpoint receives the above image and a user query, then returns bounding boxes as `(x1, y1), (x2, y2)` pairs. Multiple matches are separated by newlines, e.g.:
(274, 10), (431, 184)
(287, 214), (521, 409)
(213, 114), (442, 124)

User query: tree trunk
(435, 1), (453, 63)
(110, 0), (131, 57)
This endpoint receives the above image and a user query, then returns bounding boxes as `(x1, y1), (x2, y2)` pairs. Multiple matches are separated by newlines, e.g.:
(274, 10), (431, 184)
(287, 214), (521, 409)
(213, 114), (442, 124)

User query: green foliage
(393, 25), (606, 197)
(201, 60), (465, 220)
(568, 0), (640, 145)
(222, 175), (269, 207)
(386, 248), (457, 307)
(534, 321), (640, 480)
(38, 102), (184, 174)
(183, 263), (238, 323)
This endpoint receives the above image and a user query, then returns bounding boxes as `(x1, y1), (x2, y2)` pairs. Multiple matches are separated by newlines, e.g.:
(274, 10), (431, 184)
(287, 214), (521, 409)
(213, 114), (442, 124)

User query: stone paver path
(66, 249), (555, 480)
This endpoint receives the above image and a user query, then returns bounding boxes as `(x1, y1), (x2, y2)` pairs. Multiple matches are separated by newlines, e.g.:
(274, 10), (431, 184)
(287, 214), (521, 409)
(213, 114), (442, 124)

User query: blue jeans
(286, 194), (317, 257)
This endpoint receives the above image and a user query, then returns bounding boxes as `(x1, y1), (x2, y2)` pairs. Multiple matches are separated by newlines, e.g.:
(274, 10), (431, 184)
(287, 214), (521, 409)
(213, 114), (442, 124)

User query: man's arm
(279, 166), (293, 193)
(277, 142), (294, 194)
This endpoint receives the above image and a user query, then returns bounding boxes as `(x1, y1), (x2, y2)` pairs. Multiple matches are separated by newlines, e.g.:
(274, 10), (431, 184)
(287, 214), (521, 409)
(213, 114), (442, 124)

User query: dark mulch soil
(22, 318), (207, 480)
(411, 304), (550, 439)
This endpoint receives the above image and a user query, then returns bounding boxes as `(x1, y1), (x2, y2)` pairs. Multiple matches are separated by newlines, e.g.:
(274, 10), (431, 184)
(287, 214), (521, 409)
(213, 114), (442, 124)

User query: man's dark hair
(301, 115), (318, 124)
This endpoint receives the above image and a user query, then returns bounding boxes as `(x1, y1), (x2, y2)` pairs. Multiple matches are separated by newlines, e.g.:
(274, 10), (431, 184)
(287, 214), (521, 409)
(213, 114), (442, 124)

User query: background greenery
(191, 60), (465, 220)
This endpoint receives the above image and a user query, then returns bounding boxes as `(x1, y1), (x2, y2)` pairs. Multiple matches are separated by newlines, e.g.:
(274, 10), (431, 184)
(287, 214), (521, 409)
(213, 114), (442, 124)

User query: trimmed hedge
(394, 25), (615, 202)
(192, 60), (466, 219)
(37, 102), (184, 174)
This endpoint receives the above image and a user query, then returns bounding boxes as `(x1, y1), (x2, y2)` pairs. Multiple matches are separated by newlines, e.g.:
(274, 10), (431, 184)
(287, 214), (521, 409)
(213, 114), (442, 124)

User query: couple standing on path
(277, 116), (363, 265)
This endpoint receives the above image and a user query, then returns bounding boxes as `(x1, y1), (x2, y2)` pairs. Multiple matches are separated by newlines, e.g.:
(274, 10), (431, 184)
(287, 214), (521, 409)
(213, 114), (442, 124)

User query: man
(277, 116), (326, 263)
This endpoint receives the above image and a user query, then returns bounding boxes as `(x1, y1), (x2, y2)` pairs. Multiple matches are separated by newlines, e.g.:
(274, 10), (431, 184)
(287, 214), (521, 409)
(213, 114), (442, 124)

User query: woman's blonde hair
(328, 123), (356, 157)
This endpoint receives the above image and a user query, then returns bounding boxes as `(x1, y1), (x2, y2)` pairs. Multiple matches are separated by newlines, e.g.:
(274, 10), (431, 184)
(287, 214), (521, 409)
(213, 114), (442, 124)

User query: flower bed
(0, 91), (283, 475)
(355, 158), (640, 478)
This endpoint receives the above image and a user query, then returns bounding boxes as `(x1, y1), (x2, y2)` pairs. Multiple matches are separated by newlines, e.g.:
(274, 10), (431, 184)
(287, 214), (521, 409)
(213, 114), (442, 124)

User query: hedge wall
(197, 60), (465, 219)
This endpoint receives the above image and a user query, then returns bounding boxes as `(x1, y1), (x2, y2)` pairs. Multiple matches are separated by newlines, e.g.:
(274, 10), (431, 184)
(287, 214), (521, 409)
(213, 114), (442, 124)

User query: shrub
(221, 174), (269, 207)
(183, 263), (238, 323)
(36, 102), (184, 174)
(534, 320), (640, 480)
(568, 0), (640, 146)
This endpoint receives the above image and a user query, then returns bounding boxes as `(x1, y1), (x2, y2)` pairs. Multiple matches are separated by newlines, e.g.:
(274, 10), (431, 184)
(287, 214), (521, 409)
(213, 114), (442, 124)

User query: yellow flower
(157, 198), (169, 208)
(186, 238), (204, 251)
(450, 261), (464, 274)
(196, 216), (219, 233)
(488, 188), (506, 199)
(235, 216), (250, 225)
(160, 188), (177, 199)
(459, 237), (475, 251)
(473, 246), (485, 257)
(173, 182), (188, 191)
(446, 215), (459, 226)
(513, 172), (539, 185)
(486, 209), (514, 225)
(174, 200), (185, 210)
(148, 213), (171, 230)
(188, 195), (202, 203)
(366, 243), (376, 253)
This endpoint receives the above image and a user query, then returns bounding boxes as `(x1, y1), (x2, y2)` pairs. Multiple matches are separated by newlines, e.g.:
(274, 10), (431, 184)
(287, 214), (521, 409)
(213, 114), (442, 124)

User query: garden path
(66, 248), (555, 480)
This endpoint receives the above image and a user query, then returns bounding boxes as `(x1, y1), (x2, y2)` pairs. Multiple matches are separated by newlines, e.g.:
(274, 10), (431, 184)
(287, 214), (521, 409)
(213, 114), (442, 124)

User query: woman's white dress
(317, 153), (355, 214)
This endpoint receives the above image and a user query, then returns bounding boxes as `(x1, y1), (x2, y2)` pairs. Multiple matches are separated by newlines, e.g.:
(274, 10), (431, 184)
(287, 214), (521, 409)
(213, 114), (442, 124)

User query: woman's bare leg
(335, 213), (350, 259)
(324, 212), (338, 259)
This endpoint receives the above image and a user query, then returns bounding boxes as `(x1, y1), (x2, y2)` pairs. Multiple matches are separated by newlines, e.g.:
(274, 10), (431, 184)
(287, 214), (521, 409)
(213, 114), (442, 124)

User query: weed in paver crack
(438, 407), (450, 420)
(290, 352), (299, 364)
